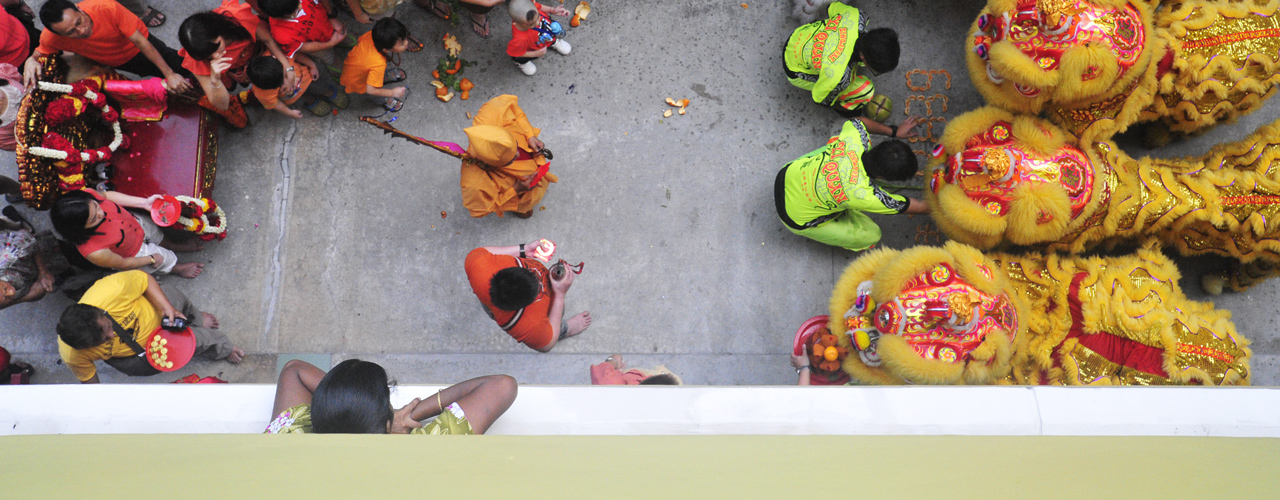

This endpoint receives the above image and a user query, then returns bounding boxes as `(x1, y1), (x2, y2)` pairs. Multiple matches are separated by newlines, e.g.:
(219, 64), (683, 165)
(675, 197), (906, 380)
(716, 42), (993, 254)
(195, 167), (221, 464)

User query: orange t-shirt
(251, 56), (312, 108)
(464, 247), (554, 350)
(339, 31), (385, 94)
(35, 0), (145, 67)
(179, 0), (259, 77)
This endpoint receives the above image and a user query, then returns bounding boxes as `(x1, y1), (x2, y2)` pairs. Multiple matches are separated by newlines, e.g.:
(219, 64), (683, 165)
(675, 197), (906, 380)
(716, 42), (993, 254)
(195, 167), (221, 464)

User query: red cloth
(590, 362), (648, 385)
(464, 247), (554, 350)
(76, 189), (145, 259)
(34, 0), (146, 67)
(506, 2), (553, 58)
(179, 0), (259, 85)
(0, 10), (29, 69)
(268, 0), (335, 58)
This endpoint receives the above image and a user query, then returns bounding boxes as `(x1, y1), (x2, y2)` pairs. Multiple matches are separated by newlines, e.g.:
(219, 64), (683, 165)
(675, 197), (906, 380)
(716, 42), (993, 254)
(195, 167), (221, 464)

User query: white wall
(1, 385), (1277, 436)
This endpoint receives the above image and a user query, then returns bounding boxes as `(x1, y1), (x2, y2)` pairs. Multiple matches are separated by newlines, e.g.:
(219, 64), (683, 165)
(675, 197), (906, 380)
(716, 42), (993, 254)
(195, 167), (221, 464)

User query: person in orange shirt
(177, 1), (296, 127)
(460, 94), (557, 218)
(21, 0), (190, 92)
(247, 52), (347, 118)
(464, 241), (591, 352)
(340, 17), (409, 111)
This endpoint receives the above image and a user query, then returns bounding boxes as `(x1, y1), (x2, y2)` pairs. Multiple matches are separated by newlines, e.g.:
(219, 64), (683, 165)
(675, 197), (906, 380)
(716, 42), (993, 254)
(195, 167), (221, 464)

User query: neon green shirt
(781, 120), (908, 226)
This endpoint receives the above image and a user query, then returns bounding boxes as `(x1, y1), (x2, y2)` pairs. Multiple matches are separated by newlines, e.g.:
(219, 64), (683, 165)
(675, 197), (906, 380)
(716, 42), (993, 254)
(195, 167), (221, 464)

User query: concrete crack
(261, 121), (296, 345)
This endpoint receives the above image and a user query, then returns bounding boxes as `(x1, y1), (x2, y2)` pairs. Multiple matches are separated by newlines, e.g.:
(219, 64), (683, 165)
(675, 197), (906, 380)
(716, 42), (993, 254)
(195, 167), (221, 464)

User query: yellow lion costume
(829, 240), (1250, 385)
(926, 106), (1280, 291)
(969, 0), (1280, 142)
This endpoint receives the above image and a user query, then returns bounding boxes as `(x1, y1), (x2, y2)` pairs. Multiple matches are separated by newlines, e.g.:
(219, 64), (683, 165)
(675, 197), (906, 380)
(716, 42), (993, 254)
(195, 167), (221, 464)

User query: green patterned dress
(264, 402), (474, 435)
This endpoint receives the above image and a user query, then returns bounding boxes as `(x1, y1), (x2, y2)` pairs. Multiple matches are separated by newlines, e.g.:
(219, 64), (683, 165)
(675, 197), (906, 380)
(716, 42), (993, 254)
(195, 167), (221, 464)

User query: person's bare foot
(565, 311), (592, 337)
(227, 346), (245, 364)
(202, 312), (220, 329)
(172, 262), (204, 278)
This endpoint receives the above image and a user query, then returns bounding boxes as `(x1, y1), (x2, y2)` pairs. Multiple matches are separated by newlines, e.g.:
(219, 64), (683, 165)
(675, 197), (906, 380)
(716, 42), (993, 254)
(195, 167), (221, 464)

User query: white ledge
(1, 385), (1277, 436)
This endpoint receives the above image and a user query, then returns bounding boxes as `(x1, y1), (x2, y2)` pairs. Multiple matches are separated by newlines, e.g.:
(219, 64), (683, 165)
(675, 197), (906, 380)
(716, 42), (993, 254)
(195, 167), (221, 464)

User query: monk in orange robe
(460, 94), (558, 218)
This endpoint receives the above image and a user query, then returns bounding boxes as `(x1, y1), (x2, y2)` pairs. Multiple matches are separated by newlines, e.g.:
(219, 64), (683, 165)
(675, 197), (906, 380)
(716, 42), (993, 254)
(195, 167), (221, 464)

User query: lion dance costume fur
(828, 241), (1251, 385)
(927, 107), (1280, 291)
(969, 0), (1280, 142)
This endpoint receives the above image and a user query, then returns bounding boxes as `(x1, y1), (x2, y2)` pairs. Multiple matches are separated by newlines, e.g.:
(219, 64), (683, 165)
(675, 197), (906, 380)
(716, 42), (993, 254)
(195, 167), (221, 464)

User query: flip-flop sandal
(470, 14), (491, 39)
(304, 98), (334, 116)
(406, 35), (425, 53)
(384, 67), (407, 84)
(140, 7), (166, 28)
(383, 97), (404, 112)
(419, 0), (451, 20)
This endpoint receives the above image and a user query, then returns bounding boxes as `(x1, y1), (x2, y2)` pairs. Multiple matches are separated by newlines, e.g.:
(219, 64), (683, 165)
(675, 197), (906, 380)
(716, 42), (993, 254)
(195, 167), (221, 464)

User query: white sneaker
(516, 60), (537, 75)
(551, 38), (571, 55)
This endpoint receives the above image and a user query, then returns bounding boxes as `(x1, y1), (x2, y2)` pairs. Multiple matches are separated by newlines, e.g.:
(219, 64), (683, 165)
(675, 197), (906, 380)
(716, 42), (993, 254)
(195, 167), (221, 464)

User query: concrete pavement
(1, 0), (1276, 386)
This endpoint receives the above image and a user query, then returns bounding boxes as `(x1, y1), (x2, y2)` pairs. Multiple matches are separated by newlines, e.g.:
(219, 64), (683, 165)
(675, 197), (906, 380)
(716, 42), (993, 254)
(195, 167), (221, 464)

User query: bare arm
(535, 291), (567, 353)
(518, 47), (548, 58)
(858, 115), (924, 139)
(269, 100), (303, 119)
(791, 347), (811, 386)
(85, 248), (162, 272)
(364, 84), (405, 98)
(482, 239), (553, 259)
(271, 359), (326, 417)
(141, 272), (179, 321)
(343, 0), (371, 23)
(126, 31), (191, 92)
(904, 197), (930, 214)
(403, 374), (518, 434)
(100, 190), (159, 210)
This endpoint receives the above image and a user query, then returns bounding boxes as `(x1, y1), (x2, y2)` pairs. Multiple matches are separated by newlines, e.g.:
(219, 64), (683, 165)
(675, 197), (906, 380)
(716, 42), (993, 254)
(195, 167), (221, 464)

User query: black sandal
(384, 67), (407, 84)
(139, 6), (166, 28)
(470, 13), (491, 39)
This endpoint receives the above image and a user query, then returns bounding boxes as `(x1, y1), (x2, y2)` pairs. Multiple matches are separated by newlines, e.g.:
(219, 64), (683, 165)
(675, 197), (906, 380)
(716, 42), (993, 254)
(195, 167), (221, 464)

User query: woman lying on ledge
(266, 359), (517, 434)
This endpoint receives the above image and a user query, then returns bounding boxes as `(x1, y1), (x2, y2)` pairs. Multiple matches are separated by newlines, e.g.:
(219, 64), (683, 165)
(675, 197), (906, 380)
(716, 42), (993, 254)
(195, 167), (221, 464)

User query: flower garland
(26, 80), (128, 191)
(175, 195), (227, 241)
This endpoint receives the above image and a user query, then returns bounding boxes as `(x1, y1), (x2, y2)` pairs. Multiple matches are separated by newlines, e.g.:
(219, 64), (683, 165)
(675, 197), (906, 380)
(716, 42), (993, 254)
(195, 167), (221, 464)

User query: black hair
(50, 190), (103, 245)
(257, 0), (301, 19)
(38, 0), (76, 30)
(371, 17), (408, 52)
(178, 11), (253, 61)
(311, 359), (395, 434)
(639, 374), (679, 385)
(489, 267), (540, 311)
(862, 141), (919, 181)
(57, 303), (106, 349)
(854, 28), (900, 74)
(247, 56), (284, 89)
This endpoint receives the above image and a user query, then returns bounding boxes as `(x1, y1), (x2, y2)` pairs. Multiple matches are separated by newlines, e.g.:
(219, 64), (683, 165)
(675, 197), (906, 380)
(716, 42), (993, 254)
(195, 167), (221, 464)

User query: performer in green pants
(775, 119), (929, 251)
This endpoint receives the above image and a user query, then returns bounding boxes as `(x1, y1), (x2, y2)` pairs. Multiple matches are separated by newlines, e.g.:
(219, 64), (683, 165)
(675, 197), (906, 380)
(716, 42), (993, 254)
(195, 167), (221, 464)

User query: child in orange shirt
(247, 53), (348, 118)
(339, 17), (409, 111)
(506, 0), (572, 76)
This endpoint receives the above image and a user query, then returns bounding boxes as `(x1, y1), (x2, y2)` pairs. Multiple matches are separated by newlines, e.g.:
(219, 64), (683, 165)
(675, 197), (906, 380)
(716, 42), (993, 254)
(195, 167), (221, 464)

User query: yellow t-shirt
(57, 271), (160, 381)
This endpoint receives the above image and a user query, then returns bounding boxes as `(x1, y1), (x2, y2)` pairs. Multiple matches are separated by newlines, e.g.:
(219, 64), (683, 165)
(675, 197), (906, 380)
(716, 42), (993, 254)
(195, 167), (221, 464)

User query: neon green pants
(786, 210), (882, 251)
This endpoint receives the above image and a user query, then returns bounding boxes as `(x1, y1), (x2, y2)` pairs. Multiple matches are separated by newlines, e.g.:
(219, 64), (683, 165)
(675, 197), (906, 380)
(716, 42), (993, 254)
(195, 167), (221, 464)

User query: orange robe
(460, 95), (558, 217)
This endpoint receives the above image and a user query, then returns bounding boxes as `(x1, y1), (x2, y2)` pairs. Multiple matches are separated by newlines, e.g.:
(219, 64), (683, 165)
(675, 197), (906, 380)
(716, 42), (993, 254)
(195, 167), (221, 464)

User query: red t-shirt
(506, 3), (554, 58)
(0, 10), (29, 69)
(76, 189), (144, 258)
(269, 0), (335, 58)
(464, 247), (554, 350)
(34, 0), (145, 67)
